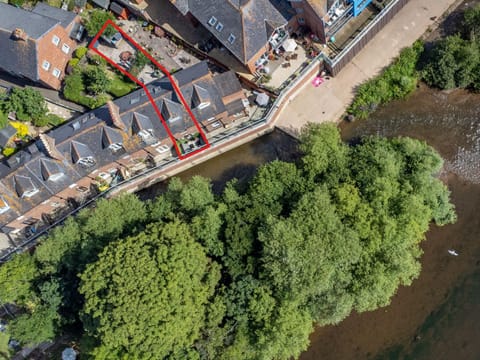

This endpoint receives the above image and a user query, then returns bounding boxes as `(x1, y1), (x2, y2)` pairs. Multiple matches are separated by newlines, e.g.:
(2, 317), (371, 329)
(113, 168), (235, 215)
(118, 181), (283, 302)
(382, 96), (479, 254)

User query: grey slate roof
(0, 3), (76, 83)
(0, 125), (16, 148)
(0, 61), (244, 228)
(32, 3), (77, 29)
(70, 141), (95, 163)
(191, 84), (210, 108)
(39, 158), (64, 181)
(161, 98), (184, 122)
(213, 71), (242, 98)
(14, 175), (37, 198)
(172, 0), (293, 64)
(101, 126), (123, 148)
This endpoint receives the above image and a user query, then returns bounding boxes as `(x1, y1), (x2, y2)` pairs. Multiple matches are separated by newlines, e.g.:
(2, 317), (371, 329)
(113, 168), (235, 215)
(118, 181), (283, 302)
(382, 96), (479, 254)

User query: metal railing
(324, 0), (405, 69)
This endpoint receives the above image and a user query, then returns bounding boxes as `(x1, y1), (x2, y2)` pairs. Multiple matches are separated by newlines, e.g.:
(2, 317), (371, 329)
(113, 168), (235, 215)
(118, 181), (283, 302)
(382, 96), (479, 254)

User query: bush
(9, 121), (29, 137)
(348, 41), (424, 119)
(69, 58), (80, 69)
(74, 47), (88, 59)
(2, 147), (16, 157)
(34, 114), (65, 127)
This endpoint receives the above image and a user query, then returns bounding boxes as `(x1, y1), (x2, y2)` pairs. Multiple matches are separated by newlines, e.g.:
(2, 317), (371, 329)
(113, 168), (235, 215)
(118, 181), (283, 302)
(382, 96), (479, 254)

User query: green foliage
(348, 41), (424, 119)
(130, 51), (151, 77)
(74, 46), (88, 59)
(2, 147), (15, 157)
(8, 306), (60, 345)
(0, 111), (7, 129)
(0, 126), (456, 358)
(63, 70), (110, 109)
(464, 4), (480, 41)
(422, 35), (480, 90)
(80, 221), (219, 358)
(83, 66), (110, 95)
(0, 254), (37, 306)
(82, 9), (115, 37)
(107, 75), (137, 97)
(0, 332), (9, 359)
(2, 88), (48, 123)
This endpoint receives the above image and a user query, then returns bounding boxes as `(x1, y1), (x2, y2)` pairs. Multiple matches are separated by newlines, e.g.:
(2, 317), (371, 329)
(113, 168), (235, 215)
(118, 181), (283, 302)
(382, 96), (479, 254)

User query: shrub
(2, 147), (16, 157)
(74, 47), (88, 59)
(348, 41), (424, 119)
(9, 121), (29, 137)
(34, 114), (65, 127)
(69, 58), (80, 68)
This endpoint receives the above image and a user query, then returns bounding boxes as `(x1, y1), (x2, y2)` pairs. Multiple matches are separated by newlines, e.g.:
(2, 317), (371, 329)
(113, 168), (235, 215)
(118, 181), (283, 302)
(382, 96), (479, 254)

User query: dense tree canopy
(1, 88), (48, 124)
(82, 10), (116, 38)
(0, 124), (456, 359)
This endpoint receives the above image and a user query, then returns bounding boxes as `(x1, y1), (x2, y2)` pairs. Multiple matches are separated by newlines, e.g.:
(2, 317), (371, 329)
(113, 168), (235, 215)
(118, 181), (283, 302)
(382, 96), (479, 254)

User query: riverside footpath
(276, 0), (461, 135)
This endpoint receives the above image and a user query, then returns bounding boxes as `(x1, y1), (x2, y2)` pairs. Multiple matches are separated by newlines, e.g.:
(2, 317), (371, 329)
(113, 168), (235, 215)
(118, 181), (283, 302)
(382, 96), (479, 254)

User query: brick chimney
(39, 134), (63, 160)
(107, 101), (126, 131)
(12, 28), (28, 41)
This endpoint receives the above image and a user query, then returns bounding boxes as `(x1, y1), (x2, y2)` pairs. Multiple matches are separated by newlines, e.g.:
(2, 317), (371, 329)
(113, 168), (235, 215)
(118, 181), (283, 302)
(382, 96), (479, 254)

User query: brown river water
(139, 84), (480, 360)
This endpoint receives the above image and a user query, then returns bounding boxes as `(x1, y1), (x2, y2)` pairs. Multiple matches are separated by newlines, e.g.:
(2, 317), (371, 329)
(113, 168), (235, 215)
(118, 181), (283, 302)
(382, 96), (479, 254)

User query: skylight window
(228, 34), (236, 44)
(208, 16), (217, 26)
(216, 22), (224, 32)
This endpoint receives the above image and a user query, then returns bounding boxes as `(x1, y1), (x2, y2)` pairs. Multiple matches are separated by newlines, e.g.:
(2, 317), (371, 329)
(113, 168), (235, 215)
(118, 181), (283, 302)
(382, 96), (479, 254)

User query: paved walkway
(276, 0), (460, 135)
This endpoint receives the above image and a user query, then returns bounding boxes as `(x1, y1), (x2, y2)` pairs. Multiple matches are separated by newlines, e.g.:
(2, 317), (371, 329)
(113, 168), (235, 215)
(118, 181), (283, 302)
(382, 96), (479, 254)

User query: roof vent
(71, 121), (80, 130)
(12, 28), (28, 41)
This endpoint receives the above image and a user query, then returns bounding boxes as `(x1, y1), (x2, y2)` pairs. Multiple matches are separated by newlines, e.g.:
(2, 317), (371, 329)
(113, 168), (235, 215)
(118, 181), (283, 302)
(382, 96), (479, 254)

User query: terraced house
(0, 61), (247, 245)
(169, 0), (297, 72)
(0, 3), (83, 90)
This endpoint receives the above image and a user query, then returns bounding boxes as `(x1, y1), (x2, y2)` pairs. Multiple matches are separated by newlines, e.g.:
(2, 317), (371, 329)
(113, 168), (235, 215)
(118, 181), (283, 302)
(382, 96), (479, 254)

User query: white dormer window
(208, 16), (217, 26)
(198, 101), (210, 109)
(215, 23), (224, 32)
(78, 157), (95, 167)
(42, 60), (50, 71)
(138, 129), (155, 141)
(52, 68), (61, 78)
(228, 34), (236, 44)
(52, 35), (60, 46)
(61, 43), (70, 54)
(109, 143), (123, 152)
(23, 188), (39, 198)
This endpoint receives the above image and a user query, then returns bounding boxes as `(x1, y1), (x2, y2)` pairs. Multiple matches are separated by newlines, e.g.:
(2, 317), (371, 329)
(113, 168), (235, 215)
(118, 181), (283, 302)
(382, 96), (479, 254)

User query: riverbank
(275, 0), (461, 134)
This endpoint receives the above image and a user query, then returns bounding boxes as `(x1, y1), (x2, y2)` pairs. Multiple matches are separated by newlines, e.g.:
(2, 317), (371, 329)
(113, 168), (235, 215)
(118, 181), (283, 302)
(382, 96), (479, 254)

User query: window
(61, 43), (70, 54)
(295, 7), (304, 14)
(52, 35), (60, 46)
(228, 34), (236, 44)
(208, 16), (217, 26)
(198, 101), (210, 109)
(298, 17), (305, 24)
(215, 22), (224, 32)
(42, 60), (50, 71)
(52, 68), (61, 78)
(109, 143), (123, 152)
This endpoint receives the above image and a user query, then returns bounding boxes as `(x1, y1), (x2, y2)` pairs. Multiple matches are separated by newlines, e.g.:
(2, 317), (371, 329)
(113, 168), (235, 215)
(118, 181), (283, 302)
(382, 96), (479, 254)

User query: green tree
(8, 307), (59, 345)
(83, 66), (110, 95)
(422, 35), (480, 89)
(464, 4), (480, 41)
(80, 221), (220, 358)
(0, 254), (37, 306)
(3, 88), (47, 122)
(82, 9), (115, 38)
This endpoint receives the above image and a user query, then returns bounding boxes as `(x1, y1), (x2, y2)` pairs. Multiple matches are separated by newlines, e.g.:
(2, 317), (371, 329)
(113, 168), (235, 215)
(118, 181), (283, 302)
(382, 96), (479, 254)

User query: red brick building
(0, 3), (83, 90)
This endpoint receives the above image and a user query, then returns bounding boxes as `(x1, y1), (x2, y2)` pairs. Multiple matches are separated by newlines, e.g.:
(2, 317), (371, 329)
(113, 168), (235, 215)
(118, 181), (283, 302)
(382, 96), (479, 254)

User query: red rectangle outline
(88, 20), (210, 160)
